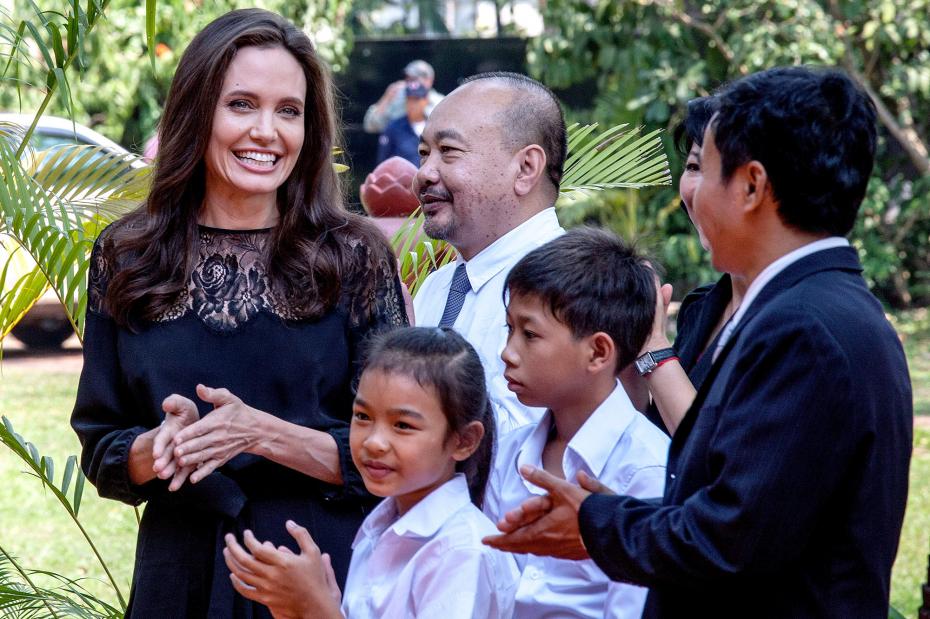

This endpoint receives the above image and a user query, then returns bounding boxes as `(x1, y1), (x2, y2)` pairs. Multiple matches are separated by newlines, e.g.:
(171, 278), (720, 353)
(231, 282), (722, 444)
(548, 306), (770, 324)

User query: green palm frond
(560, 122), (671, 199)
(29, 145), (150, 216)
(0, 546), (122, 619)
(0, 245), (48, 341)
(0, 416), (127, 611)
(391, 207), (455, 297)
(0, 141), (145, 346)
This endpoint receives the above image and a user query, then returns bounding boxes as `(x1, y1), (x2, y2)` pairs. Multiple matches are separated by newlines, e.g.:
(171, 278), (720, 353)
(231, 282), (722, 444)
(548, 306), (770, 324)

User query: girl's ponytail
(460, 397), (495, 508)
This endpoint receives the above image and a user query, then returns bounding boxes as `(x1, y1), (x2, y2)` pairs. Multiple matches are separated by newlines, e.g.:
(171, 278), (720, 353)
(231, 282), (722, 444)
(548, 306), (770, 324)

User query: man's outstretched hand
(483, 465), (614, 560)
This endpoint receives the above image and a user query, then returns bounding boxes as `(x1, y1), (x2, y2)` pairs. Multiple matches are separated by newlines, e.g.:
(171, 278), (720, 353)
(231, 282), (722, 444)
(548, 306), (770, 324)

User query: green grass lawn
(0, 310), (928, 616)
(0, 365), (137, 611)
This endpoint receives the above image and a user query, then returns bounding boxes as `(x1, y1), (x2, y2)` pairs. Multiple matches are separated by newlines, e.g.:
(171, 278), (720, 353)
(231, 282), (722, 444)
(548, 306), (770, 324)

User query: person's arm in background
(629, 281), (696, 435)
(364, 82), (405, 134)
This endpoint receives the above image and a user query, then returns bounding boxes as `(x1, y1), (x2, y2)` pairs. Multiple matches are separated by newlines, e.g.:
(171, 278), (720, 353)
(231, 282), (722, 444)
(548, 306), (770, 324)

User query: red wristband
(647, 356), (679, 375)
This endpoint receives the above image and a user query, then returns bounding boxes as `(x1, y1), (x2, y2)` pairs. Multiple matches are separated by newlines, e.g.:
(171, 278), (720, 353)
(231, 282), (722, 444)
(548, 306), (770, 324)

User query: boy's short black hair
(712, 66), (876, 237)
(504, 226), (657, 371)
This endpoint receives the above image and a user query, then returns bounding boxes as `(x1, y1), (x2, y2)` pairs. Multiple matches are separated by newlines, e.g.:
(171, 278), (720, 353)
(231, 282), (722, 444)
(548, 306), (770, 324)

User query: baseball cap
(404, 60), (434, 81)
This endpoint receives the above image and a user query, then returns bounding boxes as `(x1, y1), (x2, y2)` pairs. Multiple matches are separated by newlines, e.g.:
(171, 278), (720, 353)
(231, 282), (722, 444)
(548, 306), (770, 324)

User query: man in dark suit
(484, 66), (913, 618)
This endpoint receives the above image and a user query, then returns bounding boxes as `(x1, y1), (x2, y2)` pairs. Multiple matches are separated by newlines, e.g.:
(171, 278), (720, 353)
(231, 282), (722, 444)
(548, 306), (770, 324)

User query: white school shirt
(413, 208), (565, 436)
(342, 473), (520, 619)
(484, 382), (670, 619)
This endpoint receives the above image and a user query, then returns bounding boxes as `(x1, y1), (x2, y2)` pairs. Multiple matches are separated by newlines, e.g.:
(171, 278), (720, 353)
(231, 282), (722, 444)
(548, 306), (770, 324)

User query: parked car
(1, 113), (138, 349)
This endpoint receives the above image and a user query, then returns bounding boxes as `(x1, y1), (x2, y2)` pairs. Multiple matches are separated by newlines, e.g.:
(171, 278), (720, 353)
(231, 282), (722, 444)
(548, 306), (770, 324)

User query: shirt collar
(714, 237), (849, 358)
(566, 381), (637, 478)
(458, 208), (561, 293)
(514, 381), (636, 491)
(353, 473), (472, 547)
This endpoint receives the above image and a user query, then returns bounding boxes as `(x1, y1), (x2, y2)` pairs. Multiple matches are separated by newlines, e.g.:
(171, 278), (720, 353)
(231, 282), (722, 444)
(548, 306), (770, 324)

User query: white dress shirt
(413, 208), (565, 435)
(484, 382), (670, 619)
(714, 236), (850, 359)
(342, 474), (519, 619)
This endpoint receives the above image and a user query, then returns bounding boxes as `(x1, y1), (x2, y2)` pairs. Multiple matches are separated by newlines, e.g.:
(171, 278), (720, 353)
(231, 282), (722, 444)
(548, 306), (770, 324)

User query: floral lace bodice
(89, 225), (406, 333)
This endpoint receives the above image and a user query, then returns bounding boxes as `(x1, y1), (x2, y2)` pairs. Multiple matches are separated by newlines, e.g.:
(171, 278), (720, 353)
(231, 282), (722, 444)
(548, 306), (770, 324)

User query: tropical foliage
(529, 0), (930, 306)
(0, 416), (127, 616)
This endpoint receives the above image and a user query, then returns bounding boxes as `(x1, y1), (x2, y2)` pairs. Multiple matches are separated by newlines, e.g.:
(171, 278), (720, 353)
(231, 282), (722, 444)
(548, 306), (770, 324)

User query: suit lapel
(670, 247), (862, 452)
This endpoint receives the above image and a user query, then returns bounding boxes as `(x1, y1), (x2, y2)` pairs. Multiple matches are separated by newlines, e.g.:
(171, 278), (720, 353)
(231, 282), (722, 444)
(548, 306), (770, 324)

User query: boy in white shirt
(484, 226), (670, 618)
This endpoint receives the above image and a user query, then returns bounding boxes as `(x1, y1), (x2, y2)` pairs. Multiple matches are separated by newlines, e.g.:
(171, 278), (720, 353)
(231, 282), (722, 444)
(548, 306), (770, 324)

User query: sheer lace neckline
(153, 227), (295, 329)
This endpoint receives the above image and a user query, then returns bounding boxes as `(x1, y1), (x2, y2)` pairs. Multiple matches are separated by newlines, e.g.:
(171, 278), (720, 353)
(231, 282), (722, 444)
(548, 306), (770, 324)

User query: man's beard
(423, 211), (456, 242)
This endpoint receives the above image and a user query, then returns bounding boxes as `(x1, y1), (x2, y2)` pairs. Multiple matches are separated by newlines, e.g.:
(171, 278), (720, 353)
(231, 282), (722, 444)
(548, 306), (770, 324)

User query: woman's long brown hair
(102, 8), (395, 327)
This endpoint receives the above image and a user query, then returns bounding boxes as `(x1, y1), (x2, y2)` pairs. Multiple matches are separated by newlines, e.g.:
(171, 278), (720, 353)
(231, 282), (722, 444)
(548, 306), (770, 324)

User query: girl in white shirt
(223, 327), (519, 618)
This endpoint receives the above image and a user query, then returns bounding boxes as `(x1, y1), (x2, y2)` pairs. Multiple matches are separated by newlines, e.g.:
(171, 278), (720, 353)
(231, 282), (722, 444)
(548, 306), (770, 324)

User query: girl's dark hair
(102, 8), (394, 326)
(673, 96), (718, 157)
(362, 327), (495, 508)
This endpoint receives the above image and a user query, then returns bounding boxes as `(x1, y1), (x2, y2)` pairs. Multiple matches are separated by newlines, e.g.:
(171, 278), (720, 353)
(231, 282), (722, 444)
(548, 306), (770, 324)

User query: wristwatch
(634, 347), (677, 376)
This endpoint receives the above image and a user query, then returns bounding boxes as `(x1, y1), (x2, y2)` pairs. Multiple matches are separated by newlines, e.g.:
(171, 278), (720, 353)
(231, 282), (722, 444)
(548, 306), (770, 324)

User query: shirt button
(670, 473), (677, 480)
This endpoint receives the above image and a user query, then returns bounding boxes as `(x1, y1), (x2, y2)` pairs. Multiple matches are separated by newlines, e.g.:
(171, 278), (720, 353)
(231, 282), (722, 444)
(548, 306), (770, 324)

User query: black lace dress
(71, 225), (407, 618)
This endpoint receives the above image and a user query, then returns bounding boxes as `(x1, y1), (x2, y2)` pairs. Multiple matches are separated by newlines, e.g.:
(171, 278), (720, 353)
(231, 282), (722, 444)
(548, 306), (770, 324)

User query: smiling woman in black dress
(71, 9), (406, 617)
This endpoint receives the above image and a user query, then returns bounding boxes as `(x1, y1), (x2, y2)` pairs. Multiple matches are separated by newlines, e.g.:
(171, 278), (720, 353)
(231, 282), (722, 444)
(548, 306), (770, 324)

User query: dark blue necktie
(438, 263), (470, 328)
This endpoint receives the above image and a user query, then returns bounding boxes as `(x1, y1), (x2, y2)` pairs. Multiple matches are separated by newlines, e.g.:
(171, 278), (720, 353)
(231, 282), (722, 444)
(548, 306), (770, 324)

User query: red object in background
(360, 156), (420, 218)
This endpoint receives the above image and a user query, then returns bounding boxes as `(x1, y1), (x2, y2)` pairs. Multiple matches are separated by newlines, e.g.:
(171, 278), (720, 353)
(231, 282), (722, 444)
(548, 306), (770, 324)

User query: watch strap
(634, 347), (677, 376)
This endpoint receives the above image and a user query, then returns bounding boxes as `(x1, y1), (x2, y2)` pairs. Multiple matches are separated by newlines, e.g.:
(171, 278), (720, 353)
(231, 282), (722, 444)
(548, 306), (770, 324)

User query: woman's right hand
(152, 394), (200, 491)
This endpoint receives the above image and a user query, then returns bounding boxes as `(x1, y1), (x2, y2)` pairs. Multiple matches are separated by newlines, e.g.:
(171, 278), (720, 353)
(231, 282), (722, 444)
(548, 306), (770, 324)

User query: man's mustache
(418, 188), (453, 203)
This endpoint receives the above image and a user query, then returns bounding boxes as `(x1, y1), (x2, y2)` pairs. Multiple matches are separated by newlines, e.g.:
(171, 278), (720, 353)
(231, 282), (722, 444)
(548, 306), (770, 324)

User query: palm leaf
(0, 546), (122, 619)
(390, 207), (455, 297)
(0, 246), (49, 342)
(0, 416), (127, 610)
(0, 140), (142, 349)
(560, 122), (671, 200)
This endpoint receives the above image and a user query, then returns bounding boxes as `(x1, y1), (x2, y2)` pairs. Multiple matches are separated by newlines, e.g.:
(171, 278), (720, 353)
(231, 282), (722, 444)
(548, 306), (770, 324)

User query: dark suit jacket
(579, 247), (912, 618)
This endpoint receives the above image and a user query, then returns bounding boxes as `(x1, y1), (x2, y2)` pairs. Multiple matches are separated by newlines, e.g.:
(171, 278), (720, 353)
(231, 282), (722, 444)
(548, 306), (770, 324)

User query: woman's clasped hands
(152, 383), (263, 490)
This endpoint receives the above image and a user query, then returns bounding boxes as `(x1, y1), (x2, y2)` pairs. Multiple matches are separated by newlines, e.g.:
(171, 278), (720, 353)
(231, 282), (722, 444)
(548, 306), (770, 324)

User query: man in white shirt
(413, 72), (567, 435)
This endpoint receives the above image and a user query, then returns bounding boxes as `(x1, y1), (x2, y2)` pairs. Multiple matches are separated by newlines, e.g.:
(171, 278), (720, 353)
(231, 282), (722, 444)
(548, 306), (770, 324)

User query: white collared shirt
(414, 208), (565, 435)
(714, 237), (850, 359)
(342, 474), (520, 619)
(484, 382), (669, 619)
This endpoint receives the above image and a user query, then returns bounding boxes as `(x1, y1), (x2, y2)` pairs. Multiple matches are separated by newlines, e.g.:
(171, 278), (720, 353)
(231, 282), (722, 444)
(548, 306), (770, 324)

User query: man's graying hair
(461, 72), (567, 195)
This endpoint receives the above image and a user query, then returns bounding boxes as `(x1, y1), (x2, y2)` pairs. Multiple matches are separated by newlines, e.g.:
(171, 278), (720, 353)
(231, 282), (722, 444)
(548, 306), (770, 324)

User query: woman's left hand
(171, 384), (262, 484)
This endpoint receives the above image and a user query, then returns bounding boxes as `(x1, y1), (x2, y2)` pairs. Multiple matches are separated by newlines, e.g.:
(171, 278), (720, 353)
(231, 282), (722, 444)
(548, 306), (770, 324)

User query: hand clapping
(223, 520), (343, 619)
(482, 465), (616, 561)
(153, 384), (262, 490)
